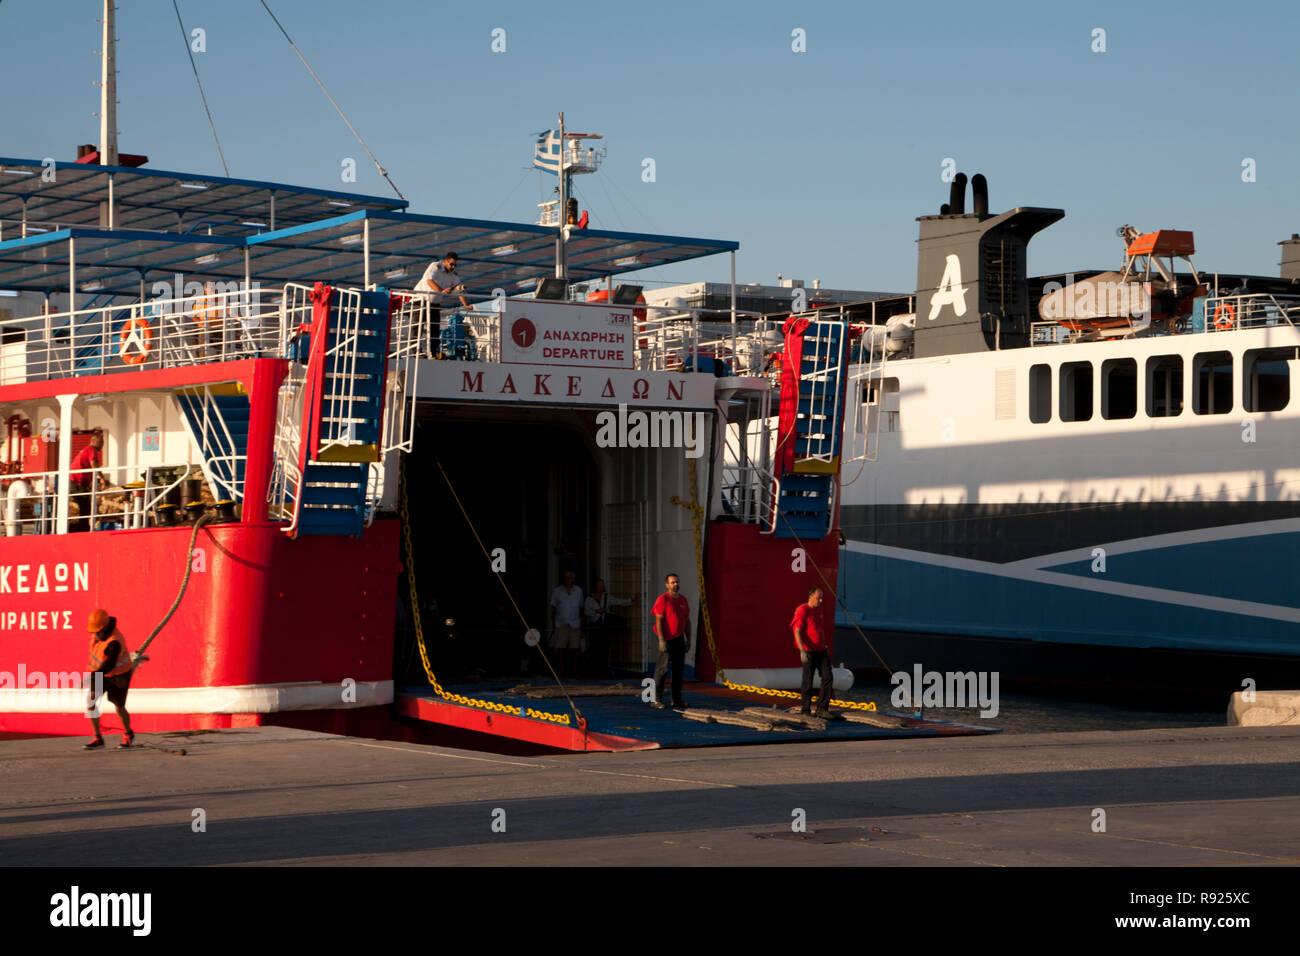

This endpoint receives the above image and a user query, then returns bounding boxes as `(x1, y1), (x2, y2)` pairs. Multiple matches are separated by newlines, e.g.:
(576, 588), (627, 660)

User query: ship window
(1193, 351), (1233, 415)
(1029, 363), (1051, 423)
(1059, 361), (1093, 422)
(1146, 355), (1183, 417)
(1243, 348), (1294, 412)
(860, 377), (899, 434)
(1101, 358), (1137, 420)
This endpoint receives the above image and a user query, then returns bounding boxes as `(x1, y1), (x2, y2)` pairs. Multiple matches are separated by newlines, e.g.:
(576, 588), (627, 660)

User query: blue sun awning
(0, 210), (738, 297)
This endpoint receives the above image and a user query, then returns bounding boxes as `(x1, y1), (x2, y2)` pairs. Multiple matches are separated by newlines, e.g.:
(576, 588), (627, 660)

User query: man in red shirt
(792, 586), (833, 717)
(651, 573), (691, 709)
(69, 432), (106, 529)
(70, 432), (107, 492)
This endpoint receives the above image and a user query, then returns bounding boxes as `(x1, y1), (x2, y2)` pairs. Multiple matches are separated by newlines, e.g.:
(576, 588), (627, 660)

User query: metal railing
(1203, 293), (1300, 333)
(0, 286), (281, 383)
(173, 384), (247, 505)
(410, 299), (783, 375)
(385, 293), (428, 456)
(720, 462), (778, 529)
(1031, 292), (1300, 345)
(1, 460), (204, 536)
(268, 284), (425, 532)
(785, 316), (847, 468)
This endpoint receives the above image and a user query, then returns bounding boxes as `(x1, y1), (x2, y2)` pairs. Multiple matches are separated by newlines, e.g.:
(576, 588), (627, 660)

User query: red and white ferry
(0, 6), (880, 751)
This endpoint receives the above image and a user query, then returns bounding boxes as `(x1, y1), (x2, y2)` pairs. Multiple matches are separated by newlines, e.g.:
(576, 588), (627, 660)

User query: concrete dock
(3, 725), (1299, 866)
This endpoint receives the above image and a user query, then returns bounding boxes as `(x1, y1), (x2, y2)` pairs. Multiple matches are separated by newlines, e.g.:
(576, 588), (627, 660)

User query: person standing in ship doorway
(548, 570), (584, 677)
(414, 251), (470, 356)
(82, 608), (136, 750)
(792, 587), (833, 717)
(68, 432), (108, 531)
(584, 578), (632, 677)
(651, 573), (691, 709)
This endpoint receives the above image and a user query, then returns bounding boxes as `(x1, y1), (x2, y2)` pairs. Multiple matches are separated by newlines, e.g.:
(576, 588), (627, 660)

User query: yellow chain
(671, 457), (877, 713)
(399, 466), (570, 725)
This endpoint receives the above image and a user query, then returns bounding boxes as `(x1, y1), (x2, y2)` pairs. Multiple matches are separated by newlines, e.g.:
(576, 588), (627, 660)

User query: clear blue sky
(2, 0), (1297, 292)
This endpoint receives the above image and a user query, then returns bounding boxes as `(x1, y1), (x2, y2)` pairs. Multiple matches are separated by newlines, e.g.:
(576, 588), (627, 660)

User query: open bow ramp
(396, 681), (996, 753)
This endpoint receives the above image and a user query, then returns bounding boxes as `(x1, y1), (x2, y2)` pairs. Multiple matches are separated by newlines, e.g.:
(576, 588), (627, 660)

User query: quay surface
(3, 724), (1298, 866)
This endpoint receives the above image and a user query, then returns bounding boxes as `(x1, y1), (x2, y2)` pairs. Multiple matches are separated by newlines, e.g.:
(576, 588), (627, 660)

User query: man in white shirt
(549, 570), (584, 677)
(415, 251), (470, 356)
(584, 578), (632, 677)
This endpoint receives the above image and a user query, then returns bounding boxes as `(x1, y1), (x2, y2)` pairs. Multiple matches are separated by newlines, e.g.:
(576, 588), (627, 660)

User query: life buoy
(1213, 302), (1235, 330)
(118, 318), (154, 365)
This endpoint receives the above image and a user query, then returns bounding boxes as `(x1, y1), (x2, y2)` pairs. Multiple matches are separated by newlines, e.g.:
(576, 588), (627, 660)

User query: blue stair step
(302, 461), (368, 482)
(780, 474), (831, 491)
(773, 514), (829, 539)
(175, 390), (253, 504)
(301, 485), (366, 506)
(296, 509), (365, 536)
(778, 493), (829, 515)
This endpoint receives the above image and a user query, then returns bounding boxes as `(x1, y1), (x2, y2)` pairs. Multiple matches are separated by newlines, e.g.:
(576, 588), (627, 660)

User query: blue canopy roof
(0, 228), (246, 295)
(0, 157), (406, 239)
(0, 210), (738, 297)
(245, 210), (738, 295)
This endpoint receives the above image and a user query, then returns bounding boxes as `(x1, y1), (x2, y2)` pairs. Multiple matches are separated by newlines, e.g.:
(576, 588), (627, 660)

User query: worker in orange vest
(83, 608), (136, 749)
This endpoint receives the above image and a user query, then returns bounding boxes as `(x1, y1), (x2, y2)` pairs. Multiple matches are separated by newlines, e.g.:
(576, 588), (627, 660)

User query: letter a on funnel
(928, 254), (968, 320)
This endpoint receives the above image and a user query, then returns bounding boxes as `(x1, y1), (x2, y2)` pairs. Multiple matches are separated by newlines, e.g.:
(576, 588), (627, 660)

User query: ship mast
(555, 110), (565, 280)
(99, 0), (118, 166)
(543, 112), (603, 282)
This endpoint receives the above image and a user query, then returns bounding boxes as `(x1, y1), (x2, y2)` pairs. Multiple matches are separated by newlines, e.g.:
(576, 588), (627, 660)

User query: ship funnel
(972, 174), (988, 216)
(948, 173), (967, 215)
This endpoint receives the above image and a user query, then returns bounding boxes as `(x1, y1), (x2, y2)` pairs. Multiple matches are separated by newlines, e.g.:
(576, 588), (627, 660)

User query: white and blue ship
(826, 173), (1300, 692)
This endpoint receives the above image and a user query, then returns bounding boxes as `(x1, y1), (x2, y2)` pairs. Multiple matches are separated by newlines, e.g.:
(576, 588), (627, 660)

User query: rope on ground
(400, 460), (582, 728)
(671, 456), (879, 713)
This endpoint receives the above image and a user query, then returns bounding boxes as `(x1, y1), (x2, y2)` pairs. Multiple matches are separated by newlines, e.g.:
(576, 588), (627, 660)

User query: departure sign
(500, 299), (633, 369)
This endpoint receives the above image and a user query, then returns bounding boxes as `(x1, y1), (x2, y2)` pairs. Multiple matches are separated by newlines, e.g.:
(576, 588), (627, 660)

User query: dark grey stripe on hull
(839, 501), (1300, 563)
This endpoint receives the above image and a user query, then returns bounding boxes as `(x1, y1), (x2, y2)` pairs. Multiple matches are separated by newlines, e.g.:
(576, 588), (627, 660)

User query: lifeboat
(1040, 227), (1206, 337)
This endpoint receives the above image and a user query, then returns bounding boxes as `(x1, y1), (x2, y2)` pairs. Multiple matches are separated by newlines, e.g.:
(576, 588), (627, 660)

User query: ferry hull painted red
(697, 520), (841, 682)
(0, 520), (400, 735)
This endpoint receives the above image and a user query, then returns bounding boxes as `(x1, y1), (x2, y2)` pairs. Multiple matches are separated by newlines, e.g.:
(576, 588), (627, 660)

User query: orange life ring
(1213, 302), (1235, 330)
(119, 318), (154, 365)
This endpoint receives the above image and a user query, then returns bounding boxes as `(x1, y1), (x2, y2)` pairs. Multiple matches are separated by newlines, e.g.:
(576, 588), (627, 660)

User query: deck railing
(406, 298), (781, 375)
(719, 462), (778, 528)
(1030, 292), (1300, 345)
(0, 284), (791, 384)
(0, 286), (281, 384)
(0, 460), (208, 536)
(1202, 293), (1300, 333)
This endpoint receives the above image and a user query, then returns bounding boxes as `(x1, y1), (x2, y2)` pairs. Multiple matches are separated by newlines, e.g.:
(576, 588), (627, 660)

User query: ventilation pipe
(948, 173), (967, 215)
(972, 173), (988, 216)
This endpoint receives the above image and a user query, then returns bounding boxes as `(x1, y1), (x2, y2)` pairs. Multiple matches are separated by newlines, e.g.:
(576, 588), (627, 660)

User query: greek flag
(534, 129), (561, 175)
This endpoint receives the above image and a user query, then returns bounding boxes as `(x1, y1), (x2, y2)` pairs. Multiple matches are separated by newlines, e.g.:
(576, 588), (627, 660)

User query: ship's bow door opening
(401, 407), (710, 687)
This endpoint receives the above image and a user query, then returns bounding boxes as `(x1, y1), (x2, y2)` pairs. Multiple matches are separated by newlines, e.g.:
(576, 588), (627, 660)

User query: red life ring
(1213, 303), (1235, 330)
(119, 318), (154, 365)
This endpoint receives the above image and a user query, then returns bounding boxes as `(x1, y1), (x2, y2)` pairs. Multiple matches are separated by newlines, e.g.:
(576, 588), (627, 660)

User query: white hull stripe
(0, 680), (394, 714)
(842, 540), (1300, 624)
(1002, 516), (1300, 571)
